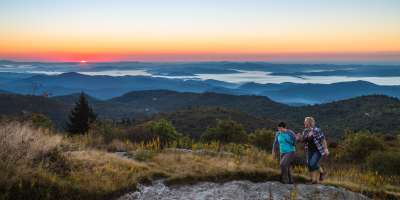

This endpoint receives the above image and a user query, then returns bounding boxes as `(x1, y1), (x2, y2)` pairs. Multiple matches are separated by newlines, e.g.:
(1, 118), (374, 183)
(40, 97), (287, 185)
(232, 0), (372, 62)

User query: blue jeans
(307, 150), (322, 172)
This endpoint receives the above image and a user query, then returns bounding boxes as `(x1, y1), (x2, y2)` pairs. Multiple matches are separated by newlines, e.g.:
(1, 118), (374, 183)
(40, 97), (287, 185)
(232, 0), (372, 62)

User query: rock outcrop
(118, 180), (369, 200)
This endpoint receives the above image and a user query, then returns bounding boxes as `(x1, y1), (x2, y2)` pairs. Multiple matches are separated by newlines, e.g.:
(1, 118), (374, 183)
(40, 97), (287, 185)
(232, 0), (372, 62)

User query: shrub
(366, 151), (400, 176)
(68, 132), (106, 150)
(248, 129), (275, 151)
(127, 119), (180, 147)
(88, 120), (125, 143)
(338, 131), (385, 162)
(38, 148), (71, 176)
(145, 119), (180, 145)
(168, 136), (193, 149)
(201, 119), (248, 144)
(30, 113), (53, 130)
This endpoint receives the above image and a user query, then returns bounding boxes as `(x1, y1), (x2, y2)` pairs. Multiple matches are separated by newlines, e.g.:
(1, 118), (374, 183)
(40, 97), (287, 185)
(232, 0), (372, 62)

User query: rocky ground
(117, 179), (370, 200)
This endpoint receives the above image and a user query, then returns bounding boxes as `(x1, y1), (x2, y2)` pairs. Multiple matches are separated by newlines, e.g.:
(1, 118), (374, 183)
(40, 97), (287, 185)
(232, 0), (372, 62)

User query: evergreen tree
(66, 92), (97, 134)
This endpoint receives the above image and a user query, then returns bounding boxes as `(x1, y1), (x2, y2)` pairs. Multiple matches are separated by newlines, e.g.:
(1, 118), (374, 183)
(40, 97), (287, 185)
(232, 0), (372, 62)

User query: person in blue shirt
(272, 122), (297, 184)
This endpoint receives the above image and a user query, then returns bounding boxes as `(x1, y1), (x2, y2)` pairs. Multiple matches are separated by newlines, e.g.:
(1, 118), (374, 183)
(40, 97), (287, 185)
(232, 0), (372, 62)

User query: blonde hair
(304, 117), (316, 128)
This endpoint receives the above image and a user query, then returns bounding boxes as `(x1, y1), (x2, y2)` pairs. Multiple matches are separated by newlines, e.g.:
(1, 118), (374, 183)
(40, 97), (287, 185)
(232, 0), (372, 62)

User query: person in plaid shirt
(301, 117), (329, 184)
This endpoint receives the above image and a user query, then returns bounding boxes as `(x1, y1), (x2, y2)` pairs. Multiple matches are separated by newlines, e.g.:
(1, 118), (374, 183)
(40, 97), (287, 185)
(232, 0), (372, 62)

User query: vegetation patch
(1, 120), (400, 200)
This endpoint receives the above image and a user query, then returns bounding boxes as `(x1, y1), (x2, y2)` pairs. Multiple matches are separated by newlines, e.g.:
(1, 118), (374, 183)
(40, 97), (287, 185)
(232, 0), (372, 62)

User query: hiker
(301, 117), (329, 184)
(272, 122), (297, 184)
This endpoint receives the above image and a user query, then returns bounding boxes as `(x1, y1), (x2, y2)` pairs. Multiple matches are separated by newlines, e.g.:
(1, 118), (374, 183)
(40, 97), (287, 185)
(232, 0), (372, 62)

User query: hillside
(0, 89), (10, 94)
(153, 107), (278, 139)
(51, 93), (103, 105)
(0, 94), (70, 125)
(284, 95), (400, 137)
(54, 92), (400, 137)
(236, 81), (400, 104)
(0, 91), (399, 138)
(263, 81), (400, 104)
(110, 90), (289, 117)
(52, 93), (152, 119)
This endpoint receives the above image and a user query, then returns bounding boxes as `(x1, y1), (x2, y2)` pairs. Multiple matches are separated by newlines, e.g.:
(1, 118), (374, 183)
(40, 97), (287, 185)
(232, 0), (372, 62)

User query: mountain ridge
(2, 72), (400, 104)
(0, 91), (399, 138)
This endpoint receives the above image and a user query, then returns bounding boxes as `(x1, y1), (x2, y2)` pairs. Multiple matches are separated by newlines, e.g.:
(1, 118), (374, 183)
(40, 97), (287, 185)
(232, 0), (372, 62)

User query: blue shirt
(273, 130), (296, 154)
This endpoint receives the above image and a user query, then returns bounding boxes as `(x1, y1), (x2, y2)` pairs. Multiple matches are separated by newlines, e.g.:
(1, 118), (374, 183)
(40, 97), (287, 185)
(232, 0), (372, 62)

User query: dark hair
(278, 122), (287, 128)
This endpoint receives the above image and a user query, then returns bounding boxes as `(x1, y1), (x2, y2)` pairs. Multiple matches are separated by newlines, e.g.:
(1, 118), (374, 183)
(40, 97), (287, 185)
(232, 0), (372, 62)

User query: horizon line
(1, 59), (400, 66)
(1, 51), (400, 64)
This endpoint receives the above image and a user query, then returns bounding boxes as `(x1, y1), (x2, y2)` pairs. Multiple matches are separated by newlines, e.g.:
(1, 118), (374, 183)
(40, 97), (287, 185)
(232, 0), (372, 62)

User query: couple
(271, 117), (329, 184)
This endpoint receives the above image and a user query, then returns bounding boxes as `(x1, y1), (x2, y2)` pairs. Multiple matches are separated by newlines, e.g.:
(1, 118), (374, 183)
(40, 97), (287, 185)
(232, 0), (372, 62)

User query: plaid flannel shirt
(302, 127), (326, 156)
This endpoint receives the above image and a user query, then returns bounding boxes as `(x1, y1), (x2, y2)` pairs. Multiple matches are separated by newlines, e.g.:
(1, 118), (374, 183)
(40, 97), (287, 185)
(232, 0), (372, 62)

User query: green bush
(338, 131), (385, 162)
(366, 151), (400, 176)
(144, 119), (181, 146)
(30, 113), (53, 130)
(127, 119), (180, 146)
(201, 119), (247, 144)
(248, 129), (275, 151)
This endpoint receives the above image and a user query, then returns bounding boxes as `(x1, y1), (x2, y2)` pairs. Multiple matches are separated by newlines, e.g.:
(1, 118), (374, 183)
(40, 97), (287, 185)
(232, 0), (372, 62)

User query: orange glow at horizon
(1, 30), (400, 62)
(1, 51), (399, 63)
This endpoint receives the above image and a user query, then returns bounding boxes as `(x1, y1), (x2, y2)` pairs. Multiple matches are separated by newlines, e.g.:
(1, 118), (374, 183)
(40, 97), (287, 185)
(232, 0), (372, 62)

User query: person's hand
(295, 133), (301, 140)
(271, 152), (276, 160)
(324, 149), (330, 156)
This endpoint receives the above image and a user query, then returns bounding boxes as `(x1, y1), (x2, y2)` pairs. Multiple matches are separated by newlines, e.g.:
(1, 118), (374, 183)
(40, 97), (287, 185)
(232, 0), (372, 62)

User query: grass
(1, 122), (399, 200)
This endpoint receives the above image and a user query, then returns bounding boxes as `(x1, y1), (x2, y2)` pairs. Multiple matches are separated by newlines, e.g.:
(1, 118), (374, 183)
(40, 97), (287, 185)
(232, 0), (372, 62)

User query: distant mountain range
(234, 81), (400, 104)
(1, 72), (400, 105)
(2, 59), (399, 75)
(0, 91), (399, 138)
(0, 72), (229, 99)
(0, 89), (10, 94)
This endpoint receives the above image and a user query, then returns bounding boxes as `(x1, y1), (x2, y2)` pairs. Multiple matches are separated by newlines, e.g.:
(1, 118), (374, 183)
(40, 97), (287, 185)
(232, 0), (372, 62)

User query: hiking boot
(320, 172), (325, 182)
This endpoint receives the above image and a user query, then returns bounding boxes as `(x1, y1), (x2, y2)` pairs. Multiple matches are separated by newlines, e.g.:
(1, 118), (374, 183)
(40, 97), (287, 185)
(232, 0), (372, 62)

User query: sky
(0, 0), (400, 63)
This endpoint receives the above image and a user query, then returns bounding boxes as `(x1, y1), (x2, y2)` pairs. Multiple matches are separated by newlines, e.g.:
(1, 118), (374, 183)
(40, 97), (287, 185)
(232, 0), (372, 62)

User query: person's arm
(317, 128), (329, 156)
(302, 130), (308, 142)
(289, 130), (297, 145)
(295, 132), (301, 141)
(272, 133), (279, 159)
(322, 139), (329, 156)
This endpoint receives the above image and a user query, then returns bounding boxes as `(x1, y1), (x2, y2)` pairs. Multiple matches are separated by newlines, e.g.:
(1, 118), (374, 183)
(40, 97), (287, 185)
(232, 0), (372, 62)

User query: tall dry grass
(0, 122), (62, 181)
(0, 122), (158, 200)
(1, 121), (398, 199)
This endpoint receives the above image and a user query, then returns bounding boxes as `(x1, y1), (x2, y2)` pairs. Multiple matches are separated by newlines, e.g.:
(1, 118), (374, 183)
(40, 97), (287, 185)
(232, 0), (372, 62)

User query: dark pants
(280, 152), (295, 184)
(307, 150), (322, 172)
